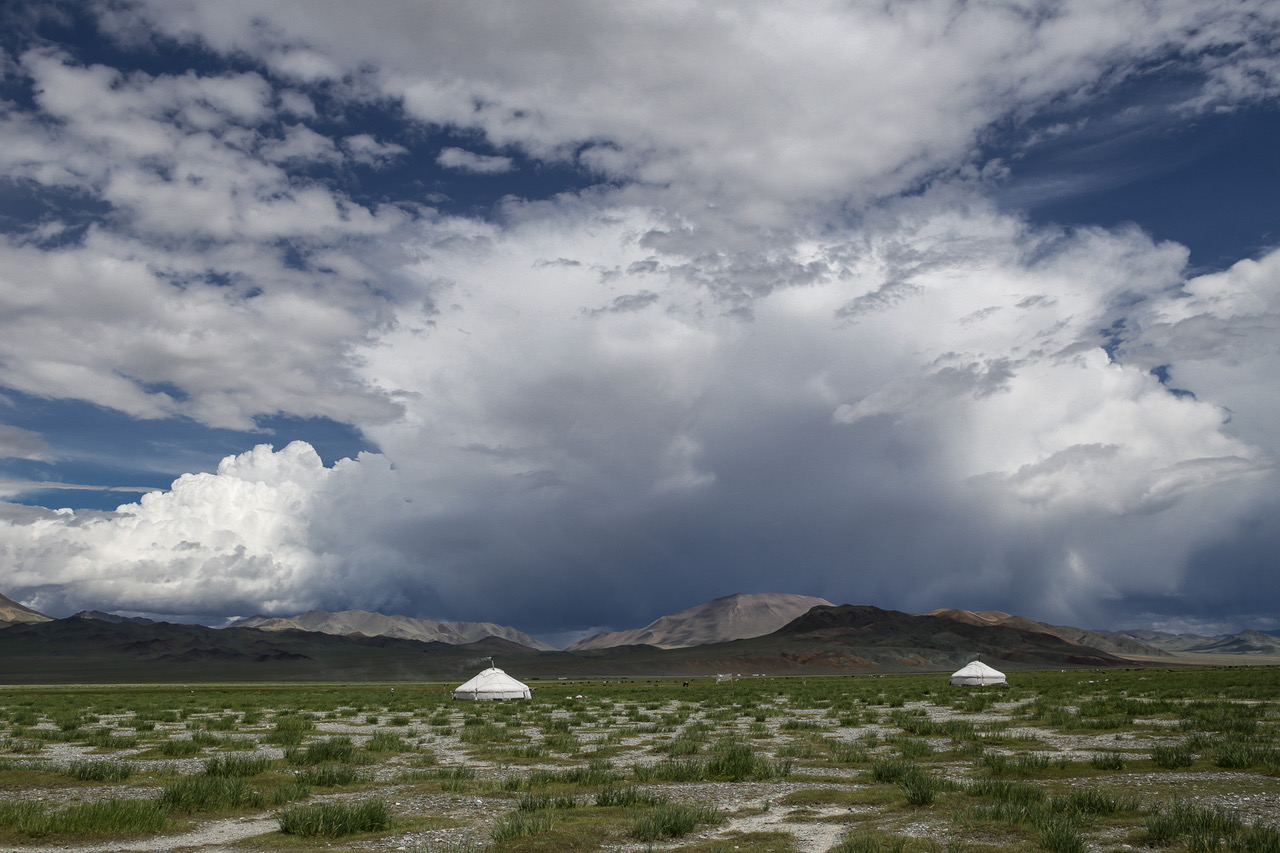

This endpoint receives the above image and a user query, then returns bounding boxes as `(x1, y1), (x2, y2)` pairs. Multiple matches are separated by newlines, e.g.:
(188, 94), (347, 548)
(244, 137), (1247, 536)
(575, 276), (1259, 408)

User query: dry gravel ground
(1, 678), (1279, 853)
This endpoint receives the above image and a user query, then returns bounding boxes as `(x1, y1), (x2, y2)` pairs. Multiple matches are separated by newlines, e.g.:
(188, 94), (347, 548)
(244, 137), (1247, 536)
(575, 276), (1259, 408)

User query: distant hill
(0, 592), (52, 626)
(763, 604), (1128, 669)
(568, 592), (834, 651)
(1110, 628), (1217, 652)
(71, 610), (158, 625)
(1182, 630), (1280, 655)
(0, 617), (550, 683)
(227, 609), (554, 651)
(928, 609), (1172, 658)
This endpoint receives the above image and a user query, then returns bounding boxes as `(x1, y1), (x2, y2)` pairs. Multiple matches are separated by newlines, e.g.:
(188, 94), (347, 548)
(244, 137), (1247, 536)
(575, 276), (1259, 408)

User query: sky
(0, 1), (1278, 645)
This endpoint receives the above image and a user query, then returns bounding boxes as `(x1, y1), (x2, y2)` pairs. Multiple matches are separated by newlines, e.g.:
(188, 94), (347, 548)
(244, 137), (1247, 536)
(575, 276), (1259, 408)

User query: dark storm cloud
(0, 1), (1278, 638)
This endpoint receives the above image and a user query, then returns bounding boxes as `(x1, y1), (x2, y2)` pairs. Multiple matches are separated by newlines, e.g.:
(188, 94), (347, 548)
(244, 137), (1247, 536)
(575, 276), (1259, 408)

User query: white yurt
(451, 666), (532, 701)
(950, 659), (1006, 686)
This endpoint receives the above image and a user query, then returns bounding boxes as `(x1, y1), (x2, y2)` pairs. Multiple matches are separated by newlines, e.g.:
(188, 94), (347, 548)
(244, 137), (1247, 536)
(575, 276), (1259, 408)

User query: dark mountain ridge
(0, 602), (1140, 683)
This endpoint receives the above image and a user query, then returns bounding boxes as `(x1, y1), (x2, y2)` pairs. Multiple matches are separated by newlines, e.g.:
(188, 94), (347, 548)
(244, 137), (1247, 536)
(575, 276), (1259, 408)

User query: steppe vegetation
(0, 667), (1276, 851)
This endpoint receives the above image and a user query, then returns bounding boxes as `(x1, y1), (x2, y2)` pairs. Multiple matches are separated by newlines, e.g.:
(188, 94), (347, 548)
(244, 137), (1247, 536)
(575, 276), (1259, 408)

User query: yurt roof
(452, 666), (530, 696)
(951, 660), (1004, 678)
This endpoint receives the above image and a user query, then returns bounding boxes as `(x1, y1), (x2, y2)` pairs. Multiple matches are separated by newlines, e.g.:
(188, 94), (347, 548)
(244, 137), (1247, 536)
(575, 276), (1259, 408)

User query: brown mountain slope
(567, 592), (834, 651)
(0, 592), (53, 625)
(227, 609), (553, 650)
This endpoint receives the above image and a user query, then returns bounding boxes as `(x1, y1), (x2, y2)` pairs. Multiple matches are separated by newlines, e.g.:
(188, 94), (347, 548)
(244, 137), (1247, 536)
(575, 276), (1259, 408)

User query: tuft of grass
(1058, 788), (1140, 817)
(158, 738), (201, 756)
(1146, 800), (1244, 847)
(427, 764), (477, 792)
(630, 802), (722, 841)
(159, 775), (264, 812)
(458, 722), (510, 744)
(490, 810), (555, 843)
(264, 713), (314, 746)
(85, 729), (139, 750)
(278, 799), (391, 837)
(295, 764), (370, 787)
(367, 731), (408, 753)
(894, 737), (934, 759)
(516, 792), (579, 811)
(831, 831), (910, 853)
(594, 786), (669, 807)
(1212, 740), (1268, 769)
(967, 778), (1046, 805)
(633, 757), (707, 782)
(63, 760), (137, 782)
(1150, 743), (1194, 769)
(706, 741), (792, 781)
(868, 759), (919, 784)
(0, 799), (169, 837)
(899, 771), (944, 807)
(1037, 816), (1086, 853)
(1090, 752), (1126, 771)
(285, 736), (356, 765)
(202, 754), (272, 777)
(829, 741), (871, 764)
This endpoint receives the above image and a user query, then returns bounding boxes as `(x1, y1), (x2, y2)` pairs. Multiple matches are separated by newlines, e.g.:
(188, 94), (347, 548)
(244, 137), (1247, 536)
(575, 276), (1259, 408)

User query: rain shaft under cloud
(0, 1), (1278, 638)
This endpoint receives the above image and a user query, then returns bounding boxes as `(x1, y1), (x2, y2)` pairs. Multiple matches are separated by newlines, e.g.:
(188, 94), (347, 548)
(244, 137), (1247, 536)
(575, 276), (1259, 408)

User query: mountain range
(2, 590), (1278, 683)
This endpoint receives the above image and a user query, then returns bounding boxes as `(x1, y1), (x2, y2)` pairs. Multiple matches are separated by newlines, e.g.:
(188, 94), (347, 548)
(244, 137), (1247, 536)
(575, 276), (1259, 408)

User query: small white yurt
(950, 659), (1006, 686)
(451, 666), (532, 701)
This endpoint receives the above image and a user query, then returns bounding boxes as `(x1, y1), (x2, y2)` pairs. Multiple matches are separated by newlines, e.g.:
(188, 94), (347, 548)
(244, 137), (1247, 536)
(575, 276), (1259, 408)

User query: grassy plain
(0, 667), (1277, 852)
